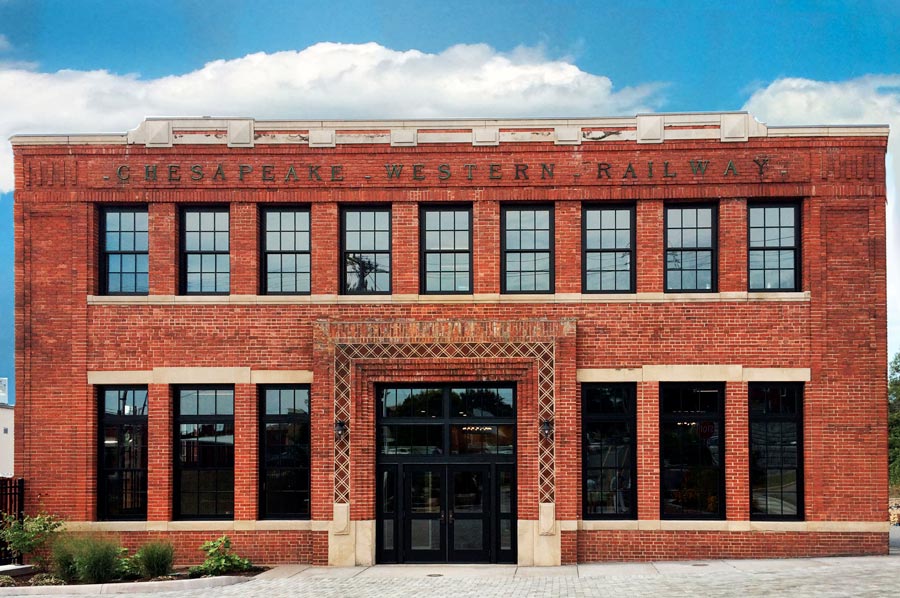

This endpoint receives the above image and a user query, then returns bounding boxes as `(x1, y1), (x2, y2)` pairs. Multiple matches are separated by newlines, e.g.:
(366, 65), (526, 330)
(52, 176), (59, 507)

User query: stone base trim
(577, 366), (811, 383)
(573, 520), (888, 532)
(518, 520), (561, 566)
(87, 368), (314, 385)
(64, 520), (330, 532)
(87, 291), (811, 306)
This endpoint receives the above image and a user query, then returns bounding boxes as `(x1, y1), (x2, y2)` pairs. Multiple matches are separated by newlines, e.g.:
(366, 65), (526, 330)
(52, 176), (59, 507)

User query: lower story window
(176, 387), (234, 519)
(260, 386), (311, 519)
(99, 387), (148, 520)
(660, 383), (724, 519)
(750, 382), (803, 519)
(582, 383), (636, 518)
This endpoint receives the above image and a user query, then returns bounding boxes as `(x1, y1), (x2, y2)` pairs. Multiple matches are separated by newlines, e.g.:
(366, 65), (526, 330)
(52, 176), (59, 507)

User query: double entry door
(378, 462), (516, 563)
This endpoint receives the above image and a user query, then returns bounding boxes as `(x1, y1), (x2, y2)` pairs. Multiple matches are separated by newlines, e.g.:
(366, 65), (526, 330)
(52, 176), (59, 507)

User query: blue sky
(1, 0), (899, 404)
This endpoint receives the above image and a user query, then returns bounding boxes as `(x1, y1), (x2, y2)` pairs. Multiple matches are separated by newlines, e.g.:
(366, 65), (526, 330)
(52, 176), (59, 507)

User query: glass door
(403, 464), (445, 562)
(448, 465), (490, 562)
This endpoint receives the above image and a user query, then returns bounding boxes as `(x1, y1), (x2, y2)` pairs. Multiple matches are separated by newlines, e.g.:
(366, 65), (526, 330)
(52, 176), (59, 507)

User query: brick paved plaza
(6, 550), (899, 598)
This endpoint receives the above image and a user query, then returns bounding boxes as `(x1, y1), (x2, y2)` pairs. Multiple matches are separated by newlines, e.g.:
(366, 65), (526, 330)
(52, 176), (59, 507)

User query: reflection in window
(183, 208), (230, 294)
(665, 206), (715, 291)
(103, 209), (149, 294)
(660, 384), (724, 519)
(380, 425), (443, 455)
(342, 208), (391, 293)
(502, 206), (553, 292)
(176, 387), (234, 519)
(263, 209), (311, 294)
(450, 387), (514, 418)
(584, 207), (634, 292)
(450, 424), (514, 454)
(422, 208), (471, 293)
(99, 387), (148, 520)
(749, 205), (799, 291)
(750, 383), (802, 519)
(583, 384), (636, 518)
(260, 386), (310, 518)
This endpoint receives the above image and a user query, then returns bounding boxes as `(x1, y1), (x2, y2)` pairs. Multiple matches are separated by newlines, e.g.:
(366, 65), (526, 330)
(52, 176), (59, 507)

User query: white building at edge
(0, 378), (12, 477)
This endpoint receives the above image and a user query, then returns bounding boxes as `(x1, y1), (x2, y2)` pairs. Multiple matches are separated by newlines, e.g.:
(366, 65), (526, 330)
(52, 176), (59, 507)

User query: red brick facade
(12, 114), (889, 565)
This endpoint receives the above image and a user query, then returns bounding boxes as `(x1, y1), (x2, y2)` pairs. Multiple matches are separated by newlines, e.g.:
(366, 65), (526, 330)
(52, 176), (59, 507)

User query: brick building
(11, 112), (889, 566)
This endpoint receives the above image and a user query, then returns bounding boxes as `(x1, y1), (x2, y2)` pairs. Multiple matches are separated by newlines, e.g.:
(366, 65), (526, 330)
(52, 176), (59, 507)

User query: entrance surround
(313, 319), (577, 566)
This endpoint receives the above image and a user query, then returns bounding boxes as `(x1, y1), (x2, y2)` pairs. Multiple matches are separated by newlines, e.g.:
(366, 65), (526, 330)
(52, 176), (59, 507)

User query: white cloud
(0, 41), (665, 192)
(743, 76), (900, 361)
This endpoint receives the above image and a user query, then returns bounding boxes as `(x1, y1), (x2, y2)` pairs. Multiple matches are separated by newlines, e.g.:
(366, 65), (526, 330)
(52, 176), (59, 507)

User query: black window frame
(259, 385), (311, 520)
(747, 202), (801, 292)
(180, 206), (230, 296)
(500, 204), (555, 294)
(582, 204), (636, 294)
(419, 205), (473, 295)
(97, 386), (149, 521)
(174, 385), (235, 520)
(100, 206), (149, 296)
(659, 382), (726, 520)
(261, 206), (312, 295)
(749, 382), (804, 521)
(377, 383), (517, 463)
(582, 383), (637, 520)
(340, 206), (392, 295)
(664, 204), (718, 293)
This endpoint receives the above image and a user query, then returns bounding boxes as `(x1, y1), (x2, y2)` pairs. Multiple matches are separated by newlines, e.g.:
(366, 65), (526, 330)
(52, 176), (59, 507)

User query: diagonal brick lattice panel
(324, 320), (564, 506)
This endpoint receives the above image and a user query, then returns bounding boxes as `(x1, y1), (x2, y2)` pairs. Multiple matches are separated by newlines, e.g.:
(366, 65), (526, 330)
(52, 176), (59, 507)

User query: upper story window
(750, 382), (803, 519)
(584, 206), (634, 293)
(342, 207), (391, 294)
(665, 205), (716, 292)
(501, 206), (553, 293)
(102, 208), (148, 295)
(263, 208), (311, 294)
(421, 207), (471, 294)
(748, 204), (799, 291)
(99, 387), (148, 520)
(583, 383), (636, 519)
(182, 208), (229, 295)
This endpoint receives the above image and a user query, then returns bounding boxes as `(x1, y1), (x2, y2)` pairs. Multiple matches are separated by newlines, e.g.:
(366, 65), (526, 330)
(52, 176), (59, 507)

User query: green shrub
(50, 536), (78, 583)
(0, 575), (15, 587)
(29, 573), (65, 586)
(0, 512), (63, 571)
(72, 536), (122, 584)
(134, 541), (175, 578)
(188, 536), (252, 577)
(117, 549), (142, 580)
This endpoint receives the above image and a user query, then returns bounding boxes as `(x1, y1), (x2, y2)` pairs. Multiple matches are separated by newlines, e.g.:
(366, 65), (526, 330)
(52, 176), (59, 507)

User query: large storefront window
(750, 382), (803, 519)
(260, 386), (310, 519)
(583, 383), (636, 518)
(99, 387), (148, 520)
(660, 383), (724, 519)
(175, 387), (234, 519)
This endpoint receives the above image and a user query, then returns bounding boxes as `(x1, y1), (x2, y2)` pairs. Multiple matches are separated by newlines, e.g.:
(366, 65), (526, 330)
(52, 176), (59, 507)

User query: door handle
(449, 510), (454, 523)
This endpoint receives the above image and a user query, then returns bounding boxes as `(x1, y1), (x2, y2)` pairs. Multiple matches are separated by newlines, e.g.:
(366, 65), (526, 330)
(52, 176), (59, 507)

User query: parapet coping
(86, 291), (812, 306)
(9, 112), (890, 148)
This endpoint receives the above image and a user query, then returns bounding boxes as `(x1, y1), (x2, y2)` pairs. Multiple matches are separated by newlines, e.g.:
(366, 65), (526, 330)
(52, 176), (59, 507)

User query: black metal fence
(0, 477), (24, 565)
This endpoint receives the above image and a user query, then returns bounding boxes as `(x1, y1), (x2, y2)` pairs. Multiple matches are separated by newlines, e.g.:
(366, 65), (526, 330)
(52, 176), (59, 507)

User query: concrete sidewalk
(7, 549), (900, 597)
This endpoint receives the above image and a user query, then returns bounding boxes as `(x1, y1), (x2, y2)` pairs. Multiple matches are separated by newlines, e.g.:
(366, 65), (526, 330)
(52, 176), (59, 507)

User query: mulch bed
(3, 566), (266, 588)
